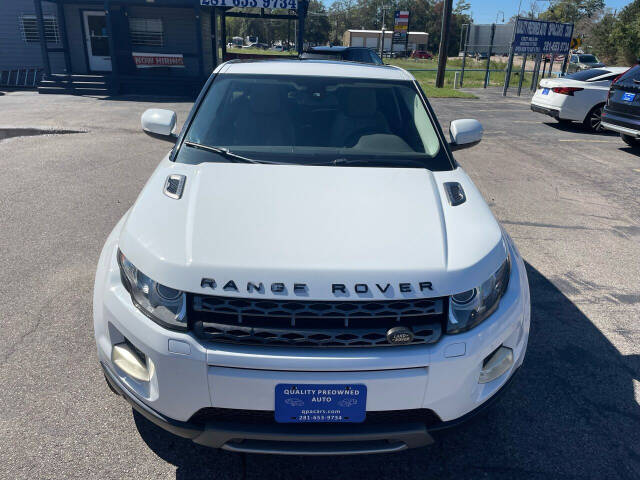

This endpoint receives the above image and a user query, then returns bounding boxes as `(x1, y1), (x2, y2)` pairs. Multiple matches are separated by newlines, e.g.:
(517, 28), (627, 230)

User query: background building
(343, 29), (429, 53)
(6, 0), (308, 96)
(0, 0), (65, 85)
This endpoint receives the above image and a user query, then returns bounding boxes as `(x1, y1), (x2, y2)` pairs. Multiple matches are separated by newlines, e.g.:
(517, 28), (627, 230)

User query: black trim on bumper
(102, 362), (202, 441)
(531, 104), (560, 119)
(601, 109), (640, 136)
(101, 361), (519, 455)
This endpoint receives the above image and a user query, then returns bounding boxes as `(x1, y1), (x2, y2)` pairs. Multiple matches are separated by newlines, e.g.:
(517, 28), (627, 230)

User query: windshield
(181, 74), (451, 170)
(579, 55), (598, 63)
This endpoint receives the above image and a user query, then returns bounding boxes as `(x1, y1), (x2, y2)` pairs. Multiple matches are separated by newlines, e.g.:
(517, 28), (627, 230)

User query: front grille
(189, 407), (442, 428)
(191, 295), (445, 347)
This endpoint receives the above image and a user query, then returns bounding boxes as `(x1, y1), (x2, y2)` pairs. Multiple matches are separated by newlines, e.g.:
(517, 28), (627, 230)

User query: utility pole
(435, 0), (453, 88)
(379, 5), (388, 59)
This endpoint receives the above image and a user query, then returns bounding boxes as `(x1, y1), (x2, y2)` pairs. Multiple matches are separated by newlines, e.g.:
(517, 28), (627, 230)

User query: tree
(587, 0), (640, 65)
(453, 0), (471, 15)
(610, 0), (640, 64)
(311, 0), (472, 55)
(538, 0), (605, 23)
(306, 0), (331, 45)
(590, 11), (619, 63)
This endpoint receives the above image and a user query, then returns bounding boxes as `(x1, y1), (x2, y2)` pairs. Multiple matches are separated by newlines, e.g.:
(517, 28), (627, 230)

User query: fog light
(479, 346), (513, 384)
(112, 342), (154, 382)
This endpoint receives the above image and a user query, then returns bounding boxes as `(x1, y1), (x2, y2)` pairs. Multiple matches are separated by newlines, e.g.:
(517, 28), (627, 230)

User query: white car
(94, 60), (531, 455)
(531, 67), (628, 131)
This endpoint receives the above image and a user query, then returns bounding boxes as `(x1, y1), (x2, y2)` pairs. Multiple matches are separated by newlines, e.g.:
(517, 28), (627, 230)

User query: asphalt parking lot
(1, 88), (639, 479)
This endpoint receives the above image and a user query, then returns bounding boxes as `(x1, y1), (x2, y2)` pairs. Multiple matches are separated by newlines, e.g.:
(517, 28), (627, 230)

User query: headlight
(117, 250), (187, 331)
(447, 255), (510, 334)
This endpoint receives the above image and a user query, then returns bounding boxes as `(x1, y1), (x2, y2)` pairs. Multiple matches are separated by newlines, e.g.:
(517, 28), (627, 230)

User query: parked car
(300, 46), (383, 65)
(530, 67), (628, 131)
(601, 64), (640, 147)
(95, 59), (530, 455)
(567, 53), (605, 73)
(411, 50), (433, 60)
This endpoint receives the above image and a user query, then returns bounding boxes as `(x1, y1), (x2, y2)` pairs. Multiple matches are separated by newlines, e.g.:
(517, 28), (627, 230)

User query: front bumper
(94, 224), (530, 454)
(101, 359), (519, 454)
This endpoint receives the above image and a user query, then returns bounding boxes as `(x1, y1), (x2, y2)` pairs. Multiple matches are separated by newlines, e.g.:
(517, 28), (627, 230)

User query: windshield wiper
(184, 141), (263, 164)
(330, 157), (427, 168)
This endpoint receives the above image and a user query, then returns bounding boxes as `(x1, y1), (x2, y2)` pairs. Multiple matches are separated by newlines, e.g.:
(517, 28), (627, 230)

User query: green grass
(419, 83), (476, 98)
(386, 57), (534, 93)
(222, 51), (536, 97)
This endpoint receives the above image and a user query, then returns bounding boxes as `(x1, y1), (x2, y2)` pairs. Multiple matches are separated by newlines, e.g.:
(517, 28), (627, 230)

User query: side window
(369, 51), (384, 65)
(570, 55), (578, 63)
(395, 87), (440, 156)
(345, 49), (368, 63)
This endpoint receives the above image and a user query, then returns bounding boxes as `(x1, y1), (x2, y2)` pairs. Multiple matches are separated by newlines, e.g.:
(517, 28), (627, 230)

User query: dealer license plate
(275, 384), (367, 423)
(621, 92), (636, 102)
(542, 88), (550, 95)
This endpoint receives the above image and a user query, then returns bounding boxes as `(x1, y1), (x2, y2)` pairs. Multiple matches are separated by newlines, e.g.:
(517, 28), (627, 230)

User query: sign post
(517, 54), (527, 96)
(460, 23), (470, 87)
(502, 18), (518, 96)
(392, 10), (409, 56)
(484, 23), (495, 88)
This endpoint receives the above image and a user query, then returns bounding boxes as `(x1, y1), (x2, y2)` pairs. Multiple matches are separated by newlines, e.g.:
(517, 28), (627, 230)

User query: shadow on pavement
(543, 121), (618, 136)
(97, 94), (194, 103)
(620, 146), (640, 156)
(134, 262), (640, 480)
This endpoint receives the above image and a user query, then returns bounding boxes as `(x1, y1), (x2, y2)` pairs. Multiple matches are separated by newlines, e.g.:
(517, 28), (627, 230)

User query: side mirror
(141, 108), (177, 141)
(449, 119), (483, 151)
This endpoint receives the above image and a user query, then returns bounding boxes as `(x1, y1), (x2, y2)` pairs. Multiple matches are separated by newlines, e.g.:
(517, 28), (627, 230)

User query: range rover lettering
(94, 59), (531, 455)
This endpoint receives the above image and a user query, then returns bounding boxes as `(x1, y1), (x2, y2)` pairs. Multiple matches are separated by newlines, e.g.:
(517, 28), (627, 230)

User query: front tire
(621, 133), (640, 148)
(583, 104), (604, 132)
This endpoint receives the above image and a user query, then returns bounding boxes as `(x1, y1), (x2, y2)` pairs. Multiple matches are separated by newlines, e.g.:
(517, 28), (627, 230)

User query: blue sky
(468, 0), (633, 24)
(321, 0), (634, 25)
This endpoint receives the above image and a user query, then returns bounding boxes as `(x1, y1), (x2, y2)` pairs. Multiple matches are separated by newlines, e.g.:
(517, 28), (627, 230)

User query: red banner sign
(132, 52), (185, 68)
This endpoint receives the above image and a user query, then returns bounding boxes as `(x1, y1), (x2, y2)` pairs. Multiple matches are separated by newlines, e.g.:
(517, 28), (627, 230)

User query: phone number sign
(201, 0), (297, 8)
(513, 18), (573, 54)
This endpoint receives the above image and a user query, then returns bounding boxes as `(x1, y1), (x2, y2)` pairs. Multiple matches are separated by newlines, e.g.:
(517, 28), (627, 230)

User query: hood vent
(164, 174), (186, 199)
(444, 182), (466, 206)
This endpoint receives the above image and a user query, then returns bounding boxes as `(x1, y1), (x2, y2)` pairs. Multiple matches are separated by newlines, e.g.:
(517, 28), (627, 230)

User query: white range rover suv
(94, 59), (530, 455)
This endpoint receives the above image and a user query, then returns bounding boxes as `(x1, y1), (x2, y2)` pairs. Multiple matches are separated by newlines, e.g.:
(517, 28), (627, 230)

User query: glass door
(83, 11), (112, 72)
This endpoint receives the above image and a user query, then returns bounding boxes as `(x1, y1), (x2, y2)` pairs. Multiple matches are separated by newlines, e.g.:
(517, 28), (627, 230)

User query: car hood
(118, 157), (507, 300)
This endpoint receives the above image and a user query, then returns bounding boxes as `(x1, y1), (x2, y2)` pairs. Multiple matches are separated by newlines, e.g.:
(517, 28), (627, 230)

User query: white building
(343, 29), (429, 53)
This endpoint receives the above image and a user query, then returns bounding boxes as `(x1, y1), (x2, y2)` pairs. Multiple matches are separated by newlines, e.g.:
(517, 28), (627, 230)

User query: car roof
(603, 66), (628, 74)
(310, 46), (349, 53)
(216, 59), (414, 81)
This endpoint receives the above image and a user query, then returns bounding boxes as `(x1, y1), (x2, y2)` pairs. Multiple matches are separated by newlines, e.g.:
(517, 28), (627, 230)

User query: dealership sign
(392, 10), (409, 44)
(200, 0), (297, 8)
(132, 52), (185, 68)
(513, 18), (574, 54)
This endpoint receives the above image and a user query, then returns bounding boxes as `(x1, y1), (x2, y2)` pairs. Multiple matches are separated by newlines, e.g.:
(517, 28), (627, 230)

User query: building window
(129, 18), (164, 47)
(20, 15), (60, 44)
